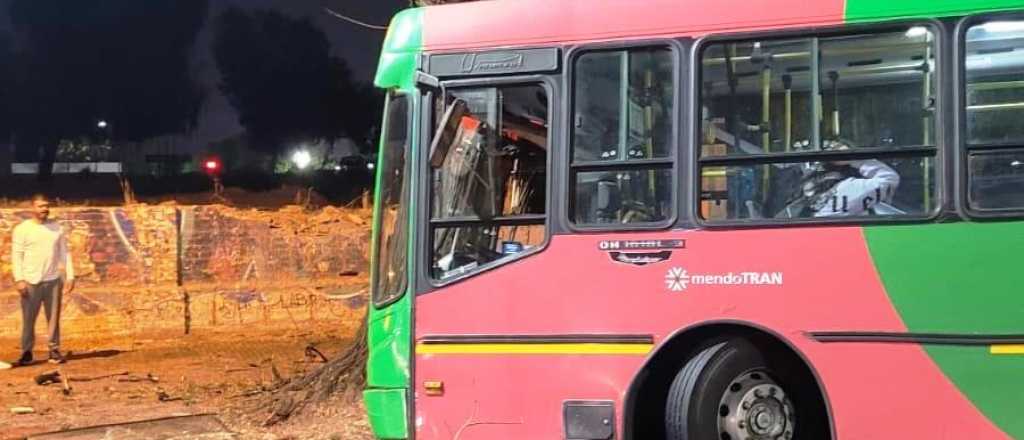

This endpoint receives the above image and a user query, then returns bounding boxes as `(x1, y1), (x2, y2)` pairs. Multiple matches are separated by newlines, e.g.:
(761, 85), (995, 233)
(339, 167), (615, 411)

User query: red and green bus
(364, 1), (1024, 438)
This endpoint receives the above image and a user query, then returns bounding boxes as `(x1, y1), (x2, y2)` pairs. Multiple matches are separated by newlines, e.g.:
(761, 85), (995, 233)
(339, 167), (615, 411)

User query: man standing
(12, 194), (74, 366)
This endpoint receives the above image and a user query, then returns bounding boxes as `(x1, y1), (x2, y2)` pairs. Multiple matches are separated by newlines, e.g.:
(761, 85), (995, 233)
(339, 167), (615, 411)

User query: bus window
(571, 47), (675, 225)
(372, 93), (410, 307)
(429, 85), (548, 280)
(965, 19), (1024, 211)
(701, 39), (814, 156)
(700, 28), (938, 221)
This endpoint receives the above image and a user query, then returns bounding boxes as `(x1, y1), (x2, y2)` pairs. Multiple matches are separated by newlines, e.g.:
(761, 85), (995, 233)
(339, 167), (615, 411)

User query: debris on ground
(34, 371), (62, 386)
(304, 345), (328, 363)
(156, 390), (183, 403)
(1, 324), (374, 439)
(58, 368), (72, 396)
(119, 373), (161, 384)
(10, 406), (34, 415)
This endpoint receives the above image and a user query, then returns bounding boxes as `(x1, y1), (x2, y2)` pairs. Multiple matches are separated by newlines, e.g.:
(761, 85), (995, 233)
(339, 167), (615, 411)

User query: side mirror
(429, 98), (469, 168)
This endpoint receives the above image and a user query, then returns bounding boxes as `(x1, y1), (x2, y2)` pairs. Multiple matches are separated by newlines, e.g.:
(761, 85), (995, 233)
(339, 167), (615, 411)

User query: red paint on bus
(414, 229), (1005, 438)
(421, 0), (845, 51)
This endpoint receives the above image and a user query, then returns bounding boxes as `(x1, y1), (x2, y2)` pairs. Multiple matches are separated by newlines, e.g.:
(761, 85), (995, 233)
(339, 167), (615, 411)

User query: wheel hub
(718, 371), (795, 440)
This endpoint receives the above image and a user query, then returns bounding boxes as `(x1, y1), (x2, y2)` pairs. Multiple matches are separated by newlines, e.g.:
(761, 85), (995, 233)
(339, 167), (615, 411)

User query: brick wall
(0, 205), (370, 345)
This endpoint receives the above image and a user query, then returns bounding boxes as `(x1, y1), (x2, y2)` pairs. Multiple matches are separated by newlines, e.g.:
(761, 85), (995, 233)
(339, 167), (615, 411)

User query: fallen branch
(58, 367), (72, 396)
(305, 345), (329, 363)
(117, 373), (160, 383)
(230, 388), (268, 399)
(156, 390), (183, 403)
(34, 371), (61, 386)
(258, 319), (368, 426)
(68, 370), (130, 380)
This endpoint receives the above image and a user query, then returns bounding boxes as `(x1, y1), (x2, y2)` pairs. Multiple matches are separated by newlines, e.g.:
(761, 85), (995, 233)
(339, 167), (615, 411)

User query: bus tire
(665, 338), (800, 440)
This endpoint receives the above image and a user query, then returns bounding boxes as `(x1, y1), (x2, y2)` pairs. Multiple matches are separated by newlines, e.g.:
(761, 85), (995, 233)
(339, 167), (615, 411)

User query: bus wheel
(665, 338), (796, 440)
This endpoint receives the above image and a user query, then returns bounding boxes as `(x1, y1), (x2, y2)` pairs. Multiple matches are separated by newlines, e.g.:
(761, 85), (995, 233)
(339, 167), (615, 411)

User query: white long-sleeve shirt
(813, 159), (901, 217)
(12, 220), (75, 284)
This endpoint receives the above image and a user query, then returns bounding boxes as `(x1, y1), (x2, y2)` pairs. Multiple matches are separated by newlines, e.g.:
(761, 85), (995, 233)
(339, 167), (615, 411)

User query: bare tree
(260, 0), (487, 426)
(260, 320), (368, 426)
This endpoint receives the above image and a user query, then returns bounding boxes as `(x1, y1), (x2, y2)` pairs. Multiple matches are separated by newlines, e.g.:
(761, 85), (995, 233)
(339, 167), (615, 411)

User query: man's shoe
(16, 351), (32, 366)
(47, 350), (65, 364)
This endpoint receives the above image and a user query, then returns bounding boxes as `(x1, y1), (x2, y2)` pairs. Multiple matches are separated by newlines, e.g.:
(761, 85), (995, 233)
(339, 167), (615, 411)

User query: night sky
(0, 0), (409, 145)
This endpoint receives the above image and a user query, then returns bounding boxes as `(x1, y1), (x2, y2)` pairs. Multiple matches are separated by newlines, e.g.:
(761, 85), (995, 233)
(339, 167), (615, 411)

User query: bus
(364, 1), (1024, 438)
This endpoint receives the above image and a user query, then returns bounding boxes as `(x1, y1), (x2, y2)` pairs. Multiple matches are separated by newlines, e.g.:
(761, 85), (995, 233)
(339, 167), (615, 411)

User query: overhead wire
(322, 7), (388, 30)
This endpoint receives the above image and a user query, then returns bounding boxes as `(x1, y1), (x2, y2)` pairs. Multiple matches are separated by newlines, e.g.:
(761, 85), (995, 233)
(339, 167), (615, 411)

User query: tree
(213, 8), (379, 164)
(0, 31), (13, 175)
(8, 0), (209, 182)
(256, 1), (475, 425)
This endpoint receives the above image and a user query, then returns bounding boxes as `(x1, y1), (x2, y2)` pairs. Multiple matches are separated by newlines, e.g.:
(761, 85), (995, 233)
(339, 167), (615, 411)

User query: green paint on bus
(365, 2), (1024, 438)
(364, 388), (409, 439)
(865, 223), (1024, 437)
(374, 8), (423, 90)
(846, 0), (1024, 22)
(366, 8), (422, 440)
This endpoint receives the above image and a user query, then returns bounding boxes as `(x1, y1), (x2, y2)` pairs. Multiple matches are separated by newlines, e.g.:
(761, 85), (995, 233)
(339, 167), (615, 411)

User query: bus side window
(372, 93), (411, 307)
(571, 47), (675, 226)
(699, 28), (938, 221)
(965, 19), (1024, 211)
(428, 85), (549, 280)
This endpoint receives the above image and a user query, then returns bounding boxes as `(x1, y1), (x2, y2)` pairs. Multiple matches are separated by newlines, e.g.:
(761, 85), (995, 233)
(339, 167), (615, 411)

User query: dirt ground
(0, 326), (374, 440)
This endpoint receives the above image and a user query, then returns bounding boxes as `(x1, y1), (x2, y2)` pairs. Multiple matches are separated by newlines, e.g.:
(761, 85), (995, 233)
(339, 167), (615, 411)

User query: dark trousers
(20, 279), (63, 353)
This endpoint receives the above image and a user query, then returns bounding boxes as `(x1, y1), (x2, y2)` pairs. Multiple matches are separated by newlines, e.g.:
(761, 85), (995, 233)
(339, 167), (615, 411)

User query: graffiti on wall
(0, 205), (370, 341)
(0, 207), (178, 290)
(180, 206), (368, 285)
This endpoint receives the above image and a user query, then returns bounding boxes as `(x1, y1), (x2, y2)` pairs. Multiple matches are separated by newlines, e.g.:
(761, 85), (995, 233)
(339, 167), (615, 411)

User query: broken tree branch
(69, 371), (131, 382)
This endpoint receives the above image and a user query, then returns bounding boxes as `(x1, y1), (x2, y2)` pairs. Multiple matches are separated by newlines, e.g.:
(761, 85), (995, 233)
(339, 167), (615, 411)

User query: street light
(97, 120), (109, 129)
(291, 150), (312, 170)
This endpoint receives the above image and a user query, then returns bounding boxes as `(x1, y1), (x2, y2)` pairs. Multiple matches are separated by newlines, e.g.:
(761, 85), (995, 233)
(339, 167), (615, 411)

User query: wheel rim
(717, 370), (795, 440)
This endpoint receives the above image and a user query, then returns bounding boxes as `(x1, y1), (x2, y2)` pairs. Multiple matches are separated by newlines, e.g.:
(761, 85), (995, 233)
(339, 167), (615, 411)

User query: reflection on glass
(431, 86), (547, 220)
(573, 48), (674, 162)
(432, 225), (545, 280)
(701, 156), (935, 220)
(429, 84), (549, 279)
(966, 20), (1024, 146)
(970, 150), (1024, 210)
(701, 39), (813, 155)
(701, 28), (936, 156)
(373, 95), (409, 305)
(819, 30), (935, 148)
(574, 169), (672, 224)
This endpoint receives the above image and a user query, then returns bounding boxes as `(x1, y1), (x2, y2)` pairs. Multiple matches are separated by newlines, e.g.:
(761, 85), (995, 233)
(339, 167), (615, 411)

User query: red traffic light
(203, 158), (222, 174)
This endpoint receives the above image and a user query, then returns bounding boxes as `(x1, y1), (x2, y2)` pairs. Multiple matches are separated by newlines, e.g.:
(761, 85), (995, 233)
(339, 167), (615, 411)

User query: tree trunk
(37, 140), (58, 183)
(0, 135), (12, 178)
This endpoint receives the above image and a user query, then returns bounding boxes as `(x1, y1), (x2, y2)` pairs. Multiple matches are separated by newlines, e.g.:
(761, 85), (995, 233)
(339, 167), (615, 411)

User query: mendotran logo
(665, 267), (784, 292)
(460, 53), (525, 73)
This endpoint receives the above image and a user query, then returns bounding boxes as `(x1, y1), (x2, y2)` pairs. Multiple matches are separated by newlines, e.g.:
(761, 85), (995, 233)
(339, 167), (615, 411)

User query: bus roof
(376, 0), (1024, 88)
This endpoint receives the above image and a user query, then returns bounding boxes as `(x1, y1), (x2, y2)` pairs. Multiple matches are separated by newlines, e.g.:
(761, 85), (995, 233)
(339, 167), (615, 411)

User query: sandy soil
(1, 328), (374, 440)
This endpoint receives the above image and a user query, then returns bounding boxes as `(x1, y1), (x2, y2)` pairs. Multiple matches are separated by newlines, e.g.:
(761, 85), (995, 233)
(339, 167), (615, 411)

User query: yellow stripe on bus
(990, 345), (1024, 355)
(416, 343), (654, 355)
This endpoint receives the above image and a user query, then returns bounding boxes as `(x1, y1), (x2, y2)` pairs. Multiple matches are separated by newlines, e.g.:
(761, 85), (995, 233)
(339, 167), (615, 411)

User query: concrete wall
(0, 205), (370, 345)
